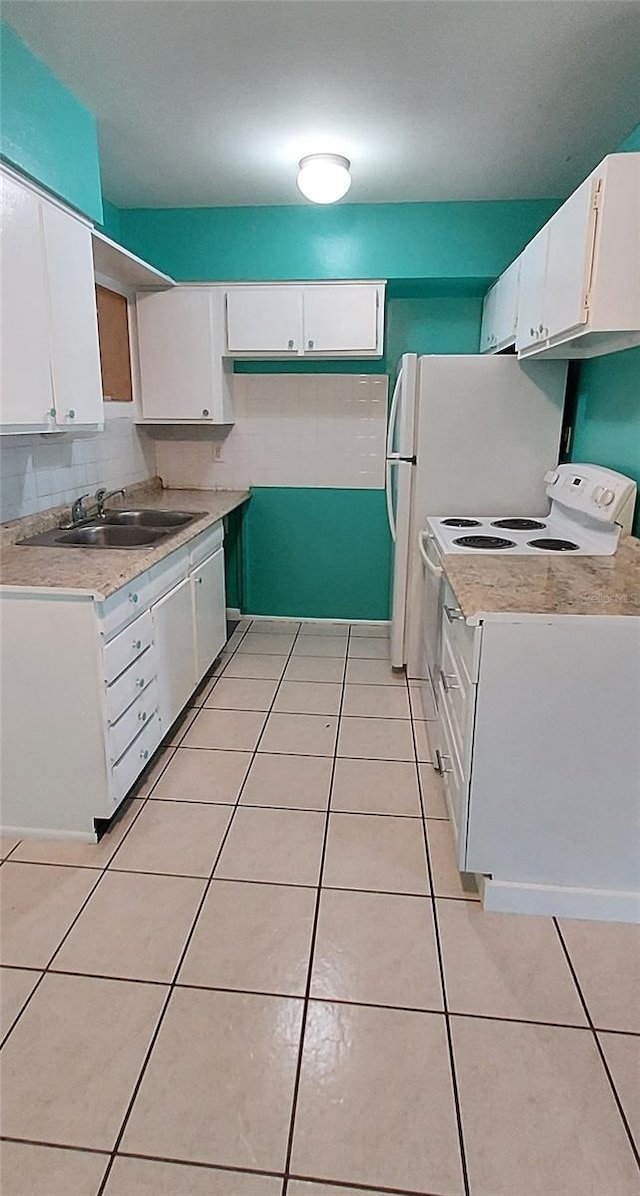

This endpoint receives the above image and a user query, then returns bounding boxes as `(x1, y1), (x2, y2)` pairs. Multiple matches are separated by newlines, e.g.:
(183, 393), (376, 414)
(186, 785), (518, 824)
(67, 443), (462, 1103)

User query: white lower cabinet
(0, 522), (227, 840)
(428, 581), (640, 921)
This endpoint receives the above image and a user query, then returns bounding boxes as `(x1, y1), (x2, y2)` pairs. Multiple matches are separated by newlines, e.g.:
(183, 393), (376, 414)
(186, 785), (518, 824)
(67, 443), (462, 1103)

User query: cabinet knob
(140, 748), (149, 761)
(130, 593), (139, 604)
(48, 407), (56, 419)
(138, 710), (147, 722)
(529, 327), (535, 337)
(133, 639), (141, 651)
(287, 339), (294, 349)
(538, 324), (544, 334)
(197, 577), (203, 585)
(202, 408), (210, 418)
(137, 677), (145, 688)
(307, 339), (314, 349)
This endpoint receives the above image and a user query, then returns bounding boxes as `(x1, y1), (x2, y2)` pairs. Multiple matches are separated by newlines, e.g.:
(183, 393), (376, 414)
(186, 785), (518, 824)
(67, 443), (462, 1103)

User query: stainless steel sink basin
(55, 525), (165, 548)
(100, 509), (198, 528)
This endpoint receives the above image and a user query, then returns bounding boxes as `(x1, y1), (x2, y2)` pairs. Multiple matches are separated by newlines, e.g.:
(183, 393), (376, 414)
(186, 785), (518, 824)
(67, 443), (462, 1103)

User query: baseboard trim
(481, 876), (640, 923)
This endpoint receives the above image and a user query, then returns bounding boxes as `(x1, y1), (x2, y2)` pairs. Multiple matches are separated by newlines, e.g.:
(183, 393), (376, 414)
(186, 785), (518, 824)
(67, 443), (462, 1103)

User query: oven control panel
(545, 464), (637, 529)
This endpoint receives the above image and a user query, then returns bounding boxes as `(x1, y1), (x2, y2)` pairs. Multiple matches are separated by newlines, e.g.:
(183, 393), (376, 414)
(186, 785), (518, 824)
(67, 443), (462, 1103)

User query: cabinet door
(493, 257), (520, 350)
(192, 548), (227, 681)
(41, 202), (103, 427)
(0, 172), (54, 428)
(151, 576), (197, 728)
(302, 284), (380, 352)
(543, 176), (597, 342)
(516, 228), (548, 352)
(137, 289), (214, 420)
(225, 287), (301, 353)
(480, 282), (497, 353)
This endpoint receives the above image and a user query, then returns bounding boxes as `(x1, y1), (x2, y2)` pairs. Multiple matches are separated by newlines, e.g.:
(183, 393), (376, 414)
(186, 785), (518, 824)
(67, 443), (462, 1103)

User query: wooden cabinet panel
(96, 286), (132, 401)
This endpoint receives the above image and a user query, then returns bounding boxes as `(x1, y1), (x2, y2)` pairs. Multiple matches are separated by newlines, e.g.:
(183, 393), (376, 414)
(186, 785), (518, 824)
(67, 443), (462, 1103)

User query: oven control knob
(593, 486), (615, 507)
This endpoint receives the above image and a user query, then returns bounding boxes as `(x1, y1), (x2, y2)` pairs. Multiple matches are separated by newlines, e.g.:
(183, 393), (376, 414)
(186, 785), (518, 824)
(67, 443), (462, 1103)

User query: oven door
(418, 529), (444, 696)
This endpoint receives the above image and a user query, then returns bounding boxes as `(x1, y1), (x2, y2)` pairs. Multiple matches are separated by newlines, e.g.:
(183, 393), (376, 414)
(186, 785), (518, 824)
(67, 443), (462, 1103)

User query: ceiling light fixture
(297, 154), (351, 204)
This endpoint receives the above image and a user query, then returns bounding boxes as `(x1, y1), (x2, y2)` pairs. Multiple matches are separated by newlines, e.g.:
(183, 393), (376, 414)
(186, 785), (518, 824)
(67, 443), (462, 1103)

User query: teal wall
(97, 198), (122, 242)
(117, 198), (560, 284)
(569, 124), (640, 537)
(0, 22), (102, 222)
(243, 488), (391, 620)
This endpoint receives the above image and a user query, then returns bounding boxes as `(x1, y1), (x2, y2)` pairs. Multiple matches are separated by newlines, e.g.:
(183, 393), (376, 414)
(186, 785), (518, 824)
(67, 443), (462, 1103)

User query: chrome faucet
(70, 493), (90, 525)
(95, 487), (126, 517)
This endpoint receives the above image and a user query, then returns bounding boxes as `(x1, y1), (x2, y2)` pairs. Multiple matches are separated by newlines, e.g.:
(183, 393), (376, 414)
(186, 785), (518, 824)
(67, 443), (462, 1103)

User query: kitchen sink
(17, 509), (208, 549)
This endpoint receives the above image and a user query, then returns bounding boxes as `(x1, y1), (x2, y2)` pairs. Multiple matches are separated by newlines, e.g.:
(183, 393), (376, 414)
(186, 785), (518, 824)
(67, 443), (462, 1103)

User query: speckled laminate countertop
(0, 481), (250, 600)
(443, 535), (640, 621)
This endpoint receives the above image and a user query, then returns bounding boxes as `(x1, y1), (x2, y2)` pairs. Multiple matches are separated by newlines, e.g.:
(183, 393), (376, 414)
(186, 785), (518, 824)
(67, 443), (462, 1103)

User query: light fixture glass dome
(297, 154), (351, 204)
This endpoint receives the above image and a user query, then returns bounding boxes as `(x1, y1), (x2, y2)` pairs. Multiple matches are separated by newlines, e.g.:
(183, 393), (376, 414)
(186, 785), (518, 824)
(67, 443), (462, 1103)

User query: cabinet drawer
(103, 610), (153, 684)
(108, 679), (159, 764)
(109, 712), (163, 807)
(441, 580), (477, 684)
(436, 677), (467, 852)
(105, 647), (157, 723)
(100, 574), (151, 639)
(439, 617), (473, 760)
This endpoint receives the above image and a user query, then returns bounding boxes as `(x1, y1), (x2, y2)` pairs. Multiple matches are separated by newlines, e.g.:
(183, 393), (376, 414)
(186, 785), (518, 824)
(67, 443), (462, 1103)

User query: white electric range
(426, 463), (637, 558)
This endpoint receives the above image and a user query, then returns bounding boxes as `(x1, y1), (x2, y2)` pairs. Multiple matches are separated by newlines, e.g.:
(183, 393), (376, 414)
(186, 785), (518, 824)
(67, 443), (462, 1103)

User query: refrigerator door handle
(386, 459), (398, 542)
(386, 368), (403, 459)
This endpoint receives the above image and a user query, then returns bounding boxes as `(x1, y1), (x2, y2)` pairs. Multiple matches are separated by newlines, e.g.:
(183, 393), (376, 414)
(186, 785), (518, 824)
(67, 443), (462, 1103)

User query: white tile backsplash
(153, 374), (388, 491)
(0, 405), (156, 524)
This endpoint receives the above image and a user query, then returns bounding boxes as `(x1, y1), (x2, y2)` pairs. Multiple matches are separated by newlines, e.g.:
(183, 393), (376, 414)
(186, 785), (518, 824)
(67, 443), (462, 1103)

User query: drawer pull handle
(435, 748), (452, 775)
(440, 668), (460, 693)
(443, 603), (464, 623)
(138, 710), (148, 722)
(129, 593), (139, 604)
(133, 639), (142, 651)
(137, 677), (145, 688)
(140, 748), (149, 761)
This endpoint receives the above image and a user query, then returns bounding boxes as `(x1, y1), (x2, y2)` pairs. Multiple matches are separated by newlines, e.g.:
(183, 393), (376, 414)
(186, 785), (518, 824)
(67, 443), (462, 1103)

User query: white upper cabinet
(223, 282), (385, 357)
(480, 257), (520, 353)
(225, 286), (302, 353)
(516, 152), (640, 359)
(0, 167), (103, 433)
(136, 287), (233, 423)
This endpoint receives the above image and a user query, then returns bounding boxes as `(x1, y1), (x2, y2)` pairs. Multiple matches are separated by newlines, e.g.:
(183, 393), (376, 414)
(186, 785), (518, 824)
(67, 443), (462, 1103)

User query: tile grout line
(93, 616), (309, 1196)
(406, 672), (471, 1196)
(280, 624), (352, 1196)
(552, 918), (640, 1169)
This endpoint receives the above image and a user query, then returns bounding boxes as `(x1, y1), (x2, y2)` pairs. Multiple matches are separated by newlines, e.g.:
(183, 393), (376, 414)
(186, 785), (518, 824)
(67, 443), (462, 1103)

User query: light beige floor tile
(300, 621), (348, 636)
(203, 676), (279, 710)
(151, 747), (251, 803)
(224, 653), (288, 680)
(414, 719), (434, 762)
(110, 801), (232, 877)
(259, 711), (338, 756)
(312, 888), (443, 1009)
(241, 753), (333, 810)
(324, 814), (430, 895)
(216, 807), (325, 886)
(53, 871), (205, 982)
(179, 879), (315, 995)
(452, 1015), (640, 1196)
(597, 1032), (640, 1143)
(182, 708), (266, 751)
(0, 1141), (108, 1196)
(427, 819), (480, 900)
(342, 683), (410, 719)
(0, 836), (20, 859)
(419, 763), (449, 817)
(273, 680), (342, 715)
(131, 747), (176, 796)
(345, 658), (405, 685)
(331, 758), (421, 816)
(284, 655), (344, 683)
(410, 682), (437, 720)
(350, 623), (390, 638)
(347, 637), (390, 660)
(122, 988), (302, 1170)
(249, 619), (300, 636)
(289, 1186), (391, 1196)
(238, 631), (297, 655)
(338, 715), (415, 762)
(10, 800), (144, 869)
(291, 1003), (463, 1193)
(0, 863), (98, 967)
(164, 707), (198, 747)
(292, 634), (347, 658)
(558, 919), (640, 1033)
(0, 972), (165, 1149)
(105, 1156), (280, 1195)
(438, 900), (587, 1025)
(0, 967), (41, 1038)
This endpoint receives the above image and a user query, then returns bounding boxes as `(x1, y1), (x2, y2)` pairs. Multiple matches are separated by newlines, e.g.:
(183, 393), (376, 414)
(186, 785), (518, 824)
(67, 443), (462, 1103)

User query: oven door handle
(418, 531), (443, 577)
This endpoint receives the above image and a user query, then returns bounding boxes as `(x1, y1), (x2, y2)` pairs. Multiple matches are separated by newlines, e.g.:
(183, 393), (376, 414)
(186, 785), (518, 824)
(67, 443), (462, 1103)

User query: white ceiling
(4, 1), (640, 208)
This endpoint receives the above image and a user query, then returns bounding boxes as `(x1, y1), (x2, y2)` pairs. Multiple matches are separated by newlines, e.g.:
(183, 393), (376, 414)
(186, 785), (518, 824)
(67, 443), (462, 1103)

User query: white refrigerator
(386, 354), (568, 674)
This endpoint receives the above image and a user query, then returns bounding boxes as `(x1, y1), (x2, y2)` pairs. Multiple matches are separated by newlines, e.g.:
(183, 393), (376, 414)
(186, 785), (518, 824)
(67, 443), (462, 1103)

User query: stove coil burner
(453, 535), (516, 550)
(491, 518), (547, 531)
(441, 518), (482, 527)
(528, 538), (579, 552)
